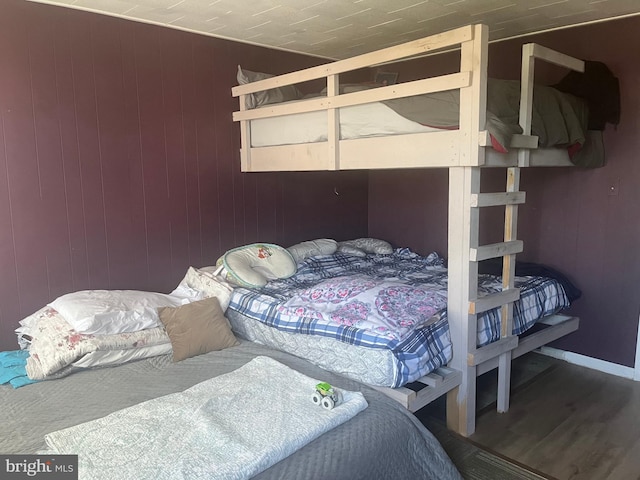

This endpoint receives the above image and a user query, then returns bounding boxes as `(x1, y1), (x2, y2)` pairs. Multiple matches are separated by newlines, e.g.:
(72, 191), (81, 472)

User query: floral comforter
(24, 306), (170, 380)
(228, 248), (570, 383)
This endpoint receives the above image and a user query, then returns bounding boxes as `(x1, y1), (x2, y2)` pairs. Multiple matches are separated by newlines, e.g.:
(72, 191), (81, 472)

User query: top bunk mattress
(247, 79), (598, 164)
(250, 100), (442, 147)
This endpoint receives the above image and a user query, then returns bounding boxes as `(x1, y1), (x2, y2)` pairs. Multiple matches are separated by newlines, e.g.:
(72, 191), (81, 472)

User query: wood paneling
(0, 1), (368, 350)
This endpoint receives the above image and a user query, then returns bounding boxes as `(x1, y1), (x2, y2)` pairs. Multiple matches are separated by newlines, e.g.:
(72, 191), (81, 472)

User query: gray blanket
(1, 341), (461, 480)
(384, 79), (601, 167)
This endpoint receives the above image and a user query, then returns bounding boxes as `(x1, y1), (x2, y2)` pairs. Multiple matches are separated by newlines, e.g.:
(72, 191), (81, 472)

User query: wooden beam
(233, 72), (471, 122)
(468, 336), (518, 366)
(529, 44), (585, 72)
(370, 368), (461, 412)
(232, 25), (474, 97)
(327, 74), (340, 171)
(447, 23), (488, 438)
(469, 288), (520, 315)
(470, 240), (523, 262)
(476, 315), (579, 375)
(509, 134), (539, 149)
(470, 192), (526, 208)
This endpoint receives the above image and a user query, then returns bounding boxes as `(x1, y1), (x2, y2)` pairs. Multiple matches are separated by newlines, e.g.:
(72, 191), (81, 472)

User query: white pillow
(220, 243), (296, 288)
(338, 238), (393, 255)
(15, 306), (56, 349)
(49, 290), (186, 335)
(287, 239), (338, 263)
(171, 266), (234, 311)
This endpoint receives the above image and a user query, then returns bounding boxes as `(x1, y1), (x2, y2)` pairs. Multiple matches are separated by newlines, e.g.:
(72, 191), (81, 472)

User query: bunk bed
(232, 24), (586, 437)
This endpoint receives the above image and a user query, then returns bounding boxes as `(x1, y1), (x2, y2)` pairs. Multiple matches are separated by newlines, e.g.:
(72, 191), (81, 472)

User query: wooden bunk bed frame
(232, 24), (581, 437)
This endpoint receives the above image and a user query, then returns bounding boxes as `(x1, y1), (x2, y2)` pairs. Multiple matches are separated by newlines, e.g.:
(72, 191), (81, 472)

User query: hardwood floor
(468, 356), (640, 480)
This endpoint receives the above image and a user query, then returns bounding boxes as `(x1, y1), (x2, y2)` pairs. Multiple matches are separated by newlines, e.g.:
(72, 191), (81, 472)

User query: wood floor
(467, 355), (640, 480)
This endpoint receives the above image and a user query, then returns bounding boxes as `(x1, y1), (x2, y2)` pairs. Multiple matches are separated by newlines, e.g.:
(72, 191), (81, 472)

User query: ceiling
(27, 0), (640, 60)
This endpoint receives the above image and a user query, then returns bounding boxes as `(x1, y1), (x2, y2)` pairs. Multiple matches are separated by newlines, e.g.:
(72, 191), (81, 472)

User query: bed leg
(446, 365), (477, 437)
(496, 351), (512, 413)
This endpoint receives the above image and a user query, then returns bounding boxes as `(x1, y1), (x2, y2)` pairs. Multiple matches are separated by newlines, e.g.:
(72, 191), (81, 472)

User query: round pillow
(220, 243), (296, 288)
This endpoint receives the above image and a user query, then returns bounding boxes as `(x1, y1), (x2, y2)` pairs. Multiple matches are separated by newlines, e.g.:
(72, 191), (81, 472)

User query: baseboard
(536, 346), (637, 380)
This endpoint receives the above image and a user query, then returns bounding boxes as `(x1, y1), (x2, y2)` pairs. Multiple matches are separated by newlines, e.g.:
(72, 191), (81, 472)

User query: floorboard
(469, 355), (640, 480)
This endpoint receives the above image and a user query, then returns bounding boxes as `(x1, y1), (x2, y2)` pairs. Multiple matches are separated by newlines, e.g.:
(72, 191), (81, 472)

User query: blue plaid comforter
(228, 249), (570, 387)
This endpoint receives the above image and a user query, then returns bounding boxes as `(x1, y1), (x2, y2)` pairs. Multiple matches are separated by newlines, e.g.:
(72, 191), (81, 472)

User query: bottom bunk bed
(224, 246), (579, 414)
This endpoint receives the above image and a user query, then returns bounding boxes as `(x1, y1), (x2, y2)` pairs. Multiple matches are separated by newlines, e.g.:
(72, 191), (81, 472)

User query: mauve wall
(0, 1), (368, 350)
(370, 17), (640, 367)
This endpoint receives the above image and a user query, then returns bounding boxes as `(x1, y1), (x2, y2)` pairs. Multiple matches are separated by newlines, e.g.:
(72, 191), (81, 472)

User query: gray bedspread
(383, 78), (603, 167)
(1, 341), (461, 480)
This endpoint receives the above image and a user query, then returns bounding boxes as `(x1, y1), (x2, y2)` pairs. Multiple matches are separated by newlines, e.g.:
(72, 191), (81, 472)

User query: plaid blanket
(228, 249), (569, 387)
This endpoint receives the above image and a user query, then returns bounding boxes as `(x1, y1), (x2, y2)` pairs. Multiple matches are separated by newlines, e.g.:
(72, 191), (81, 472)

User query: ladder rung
(469, 288), (520, 315)
(468, 336), (519, 366)
(509, 134), (539, 149)
(470, 191), (526, 208)
(471, 240), (523, 262)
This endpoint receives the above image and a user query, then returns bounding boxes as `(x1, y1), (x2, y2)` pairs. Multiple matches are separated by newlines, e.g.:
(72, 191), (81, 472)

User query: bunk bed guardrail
(232, 24), (585, 172)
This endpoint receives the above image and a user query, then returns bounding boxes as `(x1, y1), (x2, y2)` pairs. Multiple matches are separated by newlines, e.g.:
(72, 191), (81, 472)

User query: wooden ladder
(447, 38), (542, 437)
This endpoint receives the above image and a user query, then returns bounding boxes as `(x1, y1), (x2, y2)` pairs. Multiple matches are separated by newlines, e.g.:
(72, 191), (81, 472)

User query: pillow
(338, 238), (393, 255)
(15, 305), (58, 349)
(335, 243), (367, 257)
(158, 296), (239, 362)
(171, 267), (234, 311)
(219, 243), (296, 288)
(237, 66), (302, 110)
(48, 290), (186, 335)
(287, 239), (338, 263)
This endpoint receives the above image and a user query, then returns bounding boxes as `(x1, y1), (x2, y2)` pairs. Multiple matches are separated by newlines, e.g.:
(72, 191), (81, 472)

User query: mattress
(250, 100), (441, 147)
(229, 308), (424, 388)
(226, 249), (570, 388)
(250, 79), (587, 150)
(0, 342), (462, 480)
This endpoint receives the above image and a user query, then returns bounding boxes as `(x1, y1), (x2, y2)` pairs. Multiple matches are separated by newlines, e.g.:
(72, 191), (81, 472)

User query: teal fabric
(0, 350), (38, 388)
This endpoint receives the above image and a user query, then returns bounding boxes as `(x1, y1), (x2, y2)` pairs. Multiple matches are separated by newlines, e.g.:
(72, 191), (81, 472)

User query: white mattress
(250, 101), (441, 147)
(227, 309), (399, 387)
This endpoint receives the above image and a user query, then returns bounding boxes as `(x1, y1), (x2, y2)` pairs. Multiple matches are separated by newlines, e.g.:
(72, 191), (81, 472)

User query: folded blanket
(26, 311), (170, 380)
(44, 356), (368, 480)
(0, 350), (38, 388)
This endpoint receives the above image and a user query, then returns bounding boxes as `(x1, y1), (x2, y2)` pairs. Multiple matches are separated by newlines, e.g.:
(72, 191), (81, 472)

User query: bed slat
(372, 368), (462, 413)
(476, 315), (579, 375)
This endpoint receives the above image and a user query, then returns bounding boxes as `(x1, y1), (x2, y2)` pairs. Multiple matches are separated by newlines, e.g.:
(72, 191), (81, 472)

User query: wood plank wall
(0, 1), (368, 350)
(369, 16), (640, 367)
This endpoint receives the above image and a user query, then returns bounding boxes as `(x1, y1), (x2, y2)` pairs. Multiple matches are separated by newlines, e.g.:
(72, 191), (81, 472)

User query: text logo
(1, 455), (77, 479)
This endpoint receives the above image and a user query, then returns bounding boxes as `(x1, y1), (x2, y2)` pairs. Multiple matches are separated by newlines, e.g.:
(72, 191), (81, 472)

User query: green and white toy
(312, 382), (340, 410)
